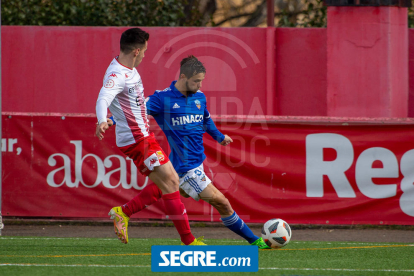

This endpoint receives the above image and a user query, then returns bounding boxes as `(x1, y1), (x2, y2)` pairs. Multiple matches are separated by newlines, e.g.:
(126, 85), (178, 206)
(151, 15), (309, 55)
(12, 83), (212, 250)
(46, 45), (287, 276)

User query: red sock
(121, 183), (162, 217)
(162, 191), (195, 245)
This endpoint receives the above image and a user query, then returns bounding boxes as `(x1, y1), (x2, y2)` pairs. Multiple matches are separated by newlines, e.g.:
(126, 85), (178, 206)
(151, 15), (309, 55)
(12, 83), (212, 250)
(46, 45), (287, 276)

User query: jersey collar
(170, 80), (187, 98)
(115, 56), (133, 70)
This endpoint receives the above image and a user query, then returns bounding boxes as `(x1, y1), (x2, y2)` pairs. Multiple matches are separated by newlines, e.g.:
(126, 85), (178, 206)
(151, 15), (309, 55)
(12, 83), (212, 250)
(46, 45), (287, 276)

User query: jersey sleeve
(96, 72), (124, 123)
(146, 92), (163, 116)
(204, 105), (225, 143)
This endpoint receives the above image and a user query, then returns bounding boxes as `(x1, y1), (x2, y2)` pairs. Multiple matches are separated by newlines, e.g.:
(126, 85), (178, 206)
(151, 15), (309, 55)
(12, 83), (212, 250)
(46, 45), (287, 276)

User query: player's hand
(220, 135), (233, 146)
(96, 122), (109, 140)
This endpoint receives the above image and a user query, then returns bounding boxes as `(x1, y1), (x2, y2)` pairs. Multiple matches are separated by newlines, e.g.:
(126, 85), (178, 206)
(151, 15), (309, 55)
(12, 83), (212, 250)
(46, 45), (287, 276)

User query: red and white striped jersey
(96, 57), (150, 147)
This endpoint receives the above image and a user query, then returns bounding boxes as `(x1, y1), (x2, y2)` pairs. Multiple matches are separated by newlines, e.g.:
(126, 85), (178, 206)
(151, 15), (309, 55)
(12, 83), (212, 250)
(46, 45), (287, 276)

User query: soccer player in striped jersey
(111, 55), (270, 249)
(95, 28), (205, 246)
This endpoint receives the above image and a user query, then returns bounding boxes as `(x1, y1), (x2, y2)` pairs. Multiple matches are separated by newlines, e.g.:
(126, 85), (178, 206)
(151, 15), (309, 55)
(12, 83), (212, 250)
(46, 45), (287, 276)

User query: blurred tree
(3, 0), (412, 28)
(210, 0), (326, 27)
(1, 0), (203, 26)
(409, 4), (414, 28)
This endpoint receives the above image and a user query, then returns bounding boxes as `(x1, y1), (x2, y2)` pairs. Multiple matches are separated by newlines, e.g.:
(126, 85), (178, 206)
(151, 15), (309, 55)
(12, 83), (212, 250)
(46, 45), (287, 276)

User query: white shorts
(178, 164), (211, 201)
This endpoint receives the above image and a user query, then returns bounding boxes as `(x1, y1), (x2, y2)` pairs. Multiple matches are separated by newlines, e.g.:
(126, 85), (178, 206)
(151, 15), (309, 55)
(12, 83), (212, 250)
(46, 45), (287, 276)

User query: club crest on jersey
(156, 151), (165, 162)
(104, 79), (115, 88)
(194, 100), (201, 110)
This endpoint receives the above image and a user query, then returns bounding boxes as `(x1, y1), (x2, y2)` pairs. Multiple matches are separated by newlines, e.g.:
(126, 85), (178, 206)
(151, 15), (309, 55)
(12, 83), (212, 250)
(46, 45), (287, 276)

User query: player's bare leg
(149, 162), (205, 245)
(149, 161), (179, 194)
(198, 183), (233, 217)
(198, 183), (270, 249)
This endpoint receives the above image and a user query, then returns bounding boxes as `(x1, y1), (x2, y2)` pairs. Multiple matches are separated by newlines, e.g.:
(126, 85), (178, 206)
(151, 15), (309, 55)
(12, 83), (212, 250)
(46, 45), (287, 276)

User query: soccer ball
(261, 218), (292, 248)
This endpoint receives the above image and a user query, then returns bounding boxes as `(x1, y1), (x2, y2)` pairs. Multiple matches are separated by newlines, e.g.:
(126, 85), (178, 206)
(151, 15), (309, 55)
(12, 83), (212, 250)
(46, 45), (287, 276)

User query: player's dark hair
(180, 55), (206, 78)
(120, 28), (149, 53)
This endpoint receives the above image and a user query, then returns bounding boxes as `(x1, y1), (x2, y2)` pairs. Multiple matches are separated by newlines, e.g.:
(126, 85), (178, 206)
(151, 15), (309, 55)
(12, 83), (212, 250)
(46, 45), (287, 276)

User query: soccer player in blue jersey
(108, 56), (269, 249)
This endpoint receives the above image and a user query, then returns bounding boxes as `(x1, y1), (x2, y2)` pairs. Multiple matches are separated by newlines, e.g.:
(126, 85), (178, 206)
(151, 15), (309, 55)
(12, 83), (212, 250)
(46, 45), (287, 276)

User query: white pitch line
(215, 240), (245, 243)
(1, 263), (413, 272)
(0, 263), (150, 268)
(0, 238), (409, 246)
(260, 267), (414, 272)
(0, 237), (148, 241)
(1, 237), (411, 246)
(291, 241), (401, 246)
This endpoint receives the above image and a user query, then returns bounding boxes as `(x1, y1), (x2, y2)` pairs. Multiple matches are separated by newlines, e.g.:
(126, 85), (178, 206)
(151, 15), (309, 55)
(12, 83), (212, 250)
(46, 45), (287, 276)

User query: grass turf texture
(0, 237), (413, 276)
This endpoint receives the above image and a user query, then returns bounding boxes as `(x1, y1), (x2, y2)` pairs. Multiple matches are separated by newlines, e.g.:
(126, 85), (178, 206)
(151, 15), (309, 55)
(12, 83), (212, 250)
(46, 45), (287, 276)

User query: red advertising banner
(2, 115), (168, 219)
(2, 114), (414, 225)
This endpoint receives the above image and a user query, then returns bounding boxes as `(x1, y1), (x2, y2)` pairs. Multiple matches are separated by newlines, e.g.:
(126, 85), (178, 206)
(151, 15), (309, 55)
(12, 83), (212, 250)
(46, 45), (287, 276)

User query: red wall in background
(2, 26), (328, 117)
(275, 28), (327, 116)
(4, 26), (414, 117)
(3, 26), (414, 117)
(2, 26), (270, 116)
(327, 7), (408, 118)
(409, 29), (414, 117)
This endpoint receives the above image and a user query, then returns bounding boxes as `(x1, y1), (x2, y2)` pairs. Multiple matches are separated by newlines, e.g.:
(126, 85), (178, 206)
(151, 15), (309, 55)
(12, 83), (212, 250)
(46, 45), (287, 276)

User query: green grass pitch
(0, 236), (413, 276)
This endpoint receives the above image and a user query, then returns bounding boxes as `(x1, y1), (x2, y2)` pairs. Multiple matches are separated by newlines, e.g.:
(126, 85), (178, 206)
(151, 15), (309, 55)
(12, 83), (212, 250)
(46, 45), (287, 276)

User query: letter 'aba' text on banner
(2, 115), (414, 225)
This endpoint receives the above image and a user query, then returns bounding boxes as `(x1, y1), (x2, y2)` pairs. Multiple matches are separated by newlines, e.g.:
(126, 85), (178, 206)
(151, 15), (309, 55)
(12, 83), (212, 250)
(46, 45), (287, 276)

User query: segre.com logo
(151, 245), (258, 272)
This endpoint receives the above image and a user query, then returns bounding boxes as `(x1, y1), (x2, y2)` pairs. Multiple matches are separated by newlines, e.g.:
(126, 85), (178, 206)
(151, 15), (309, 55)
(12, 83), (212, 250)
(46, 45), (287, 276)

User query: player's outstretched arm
(203, 105), (227, 143)
(95, 71), (124, 140)
(220, 135), (233, 146)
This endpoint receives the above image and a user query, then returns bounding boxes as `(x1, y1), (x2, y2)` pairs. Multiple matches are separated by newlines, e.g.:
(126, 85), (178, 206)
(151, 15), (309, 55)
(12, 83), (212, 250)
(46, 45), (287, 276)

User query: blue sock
(221, 211), (259, 244)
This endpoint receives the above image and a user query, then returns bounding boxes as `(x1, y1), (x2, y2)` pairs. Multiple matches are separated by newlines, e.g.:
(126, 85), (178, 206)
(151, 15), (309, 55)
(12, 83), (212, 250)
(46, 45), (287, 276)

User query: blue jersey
(146, 81), (225, 173)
